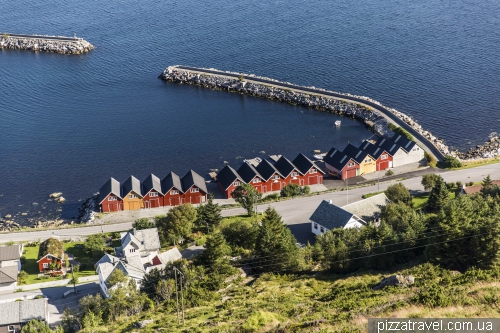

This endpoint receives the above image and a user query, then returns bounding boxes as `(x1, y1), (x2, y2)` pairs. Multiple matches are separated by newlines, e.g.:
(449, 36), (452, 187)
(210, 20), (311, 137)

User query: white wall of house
(0, 281), (16, 292)
(123, 242), (140, 258)
(311, 216), (364, 235)
(0, 259), (21, 270)
(344, 218), (365, 229)
(407, 145), (425, 163)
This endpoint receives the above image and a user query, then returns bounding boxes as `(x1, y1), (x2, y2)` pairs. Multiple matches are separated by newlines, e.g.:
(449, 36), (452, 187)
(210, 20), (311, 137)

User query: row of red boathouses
(99, 170), (208, 212)
(216, 153), (325, 198)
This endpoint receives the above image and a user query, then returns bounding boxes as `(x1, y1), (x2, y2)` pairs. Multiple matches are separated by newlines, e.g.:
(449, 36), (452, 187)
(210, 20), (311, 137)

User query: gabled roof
(360, 141), (388, 159)
(99, 177), (122, 204)
(0, 298), (48, 326)
(131, 228), (161, 252)
(375, 137), (403, 156)
(462, 180), (500, 195)
(292, 153), (325, 175)
(342, 193), (390, 221)
(391, 134), (417, 152)
(237, 162), (263, 183)
(255, 159), (284, 181)
(122, 175), (143, 198)
(156, 247), (182, 265)
(310, 200), (356, 230)
(0, 266), (18, 284)
(142, 173), (163, 196)
(162, 172), (184, 194)
(273, 156), (300, 177)
(37, 253), (62, 263)
(0, 245), (21, 261)
(323, 147), (358, 171)
(181, 170), (208, 193)
(95, 254), (121, 267)
(216, 165), (243, 190)
(343, 143), (373, 164)
(121, 232), (141, 250)
(115, 260), (145, 279)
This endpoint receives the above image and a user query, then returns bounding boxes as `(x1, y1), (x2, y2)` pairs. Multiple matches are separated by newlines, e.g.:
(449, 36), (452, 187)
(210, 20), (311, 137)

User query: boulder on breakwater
(159, 66), (454, 160)
(0, 33), (93, 54)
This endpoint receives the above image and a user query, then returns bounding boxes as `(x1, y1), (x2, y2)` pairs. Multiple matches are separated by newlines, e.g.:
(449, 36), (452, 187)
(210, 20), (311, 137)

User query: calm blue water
(1, 0), (499, 223)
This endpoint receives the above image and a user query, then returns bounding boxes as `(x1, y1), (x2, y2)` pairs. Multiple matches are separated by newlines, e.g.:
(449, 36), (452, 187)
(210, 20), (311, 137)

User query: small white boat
(335, 120), (341, 127)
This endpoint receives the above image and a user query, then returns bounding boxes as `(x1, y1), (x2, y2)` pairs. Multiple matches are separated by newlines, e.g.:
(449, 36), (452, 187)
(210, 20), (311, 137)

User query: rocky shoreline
(159, 66), (498, 162)
(0, 34), (93, 54)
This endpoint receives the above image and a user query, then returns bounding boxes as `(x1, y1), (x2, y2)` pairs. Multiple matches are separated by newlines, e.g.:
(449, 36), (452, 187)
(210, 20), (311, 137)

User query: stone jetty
(0, 33), (93, 54)
(159, 66), (451, 162)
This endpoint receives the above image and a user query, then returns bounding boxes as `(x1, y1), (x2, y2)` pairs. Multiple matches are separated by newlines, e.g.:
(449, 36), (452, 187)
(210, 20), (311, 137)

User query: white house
(310, 194), (390, 235)
(95, 254), (146, 298)
(390, 134), (425, 164)
(116, 228), (161, 265)
(0, 245), (23, 292)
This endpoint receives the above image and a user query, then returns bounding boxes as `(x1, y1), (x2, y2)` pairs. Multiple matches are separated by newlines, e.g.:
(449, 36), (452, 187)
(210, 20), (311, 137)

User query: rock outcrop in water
(0, 33), (93, 54)
(159, 66), (452, 159)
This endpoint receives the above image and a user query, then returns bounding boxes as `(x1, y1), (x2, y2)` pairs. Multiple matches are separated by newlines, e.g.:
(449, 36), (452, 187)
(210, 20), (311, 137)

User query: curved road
(175, 65), (445, 162)
(0, 32), (81, 42)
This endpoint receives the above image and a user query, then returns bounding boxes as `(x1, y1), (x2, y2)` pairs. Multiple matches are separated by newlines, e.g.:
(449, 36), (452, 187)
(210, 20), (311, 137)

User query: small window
(291, 172), (298, 177)
(108, 195), (117, 201)
(381, 154), (387, 160)
(47, 256), (52, 260)
(365, 158), (371, 163)
(320, 227), (325, 233)
(149, 191), (158, 197)
(273, 175), (280, 180)
(234, 181), (240, 187)
(313, 223), (318, 230)
(190, 187), (199, 193)
(253, 178), (260, 183)
(171, 190), (179, 195)
(43, 263), (48, 268)
(348, 162), (355, 167)
(309, 169), (317, 174)
(129, 194), (137, 199)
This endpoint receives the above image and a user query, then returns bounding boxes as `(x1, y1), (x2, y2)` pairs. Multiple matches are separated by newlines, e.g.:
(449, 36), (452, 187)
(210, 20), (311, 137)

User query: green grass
(412, 192), (456, 210)
(362, 191), (385, 199)
(20, 242), (98, 285)
(449, 157), (500, 170)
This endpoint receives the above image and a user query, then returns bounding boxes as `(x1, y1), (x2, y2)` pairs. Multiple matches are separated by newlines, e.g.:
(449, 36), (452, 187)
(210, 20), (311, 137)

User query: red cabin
(237, 162), (269, 193)
(323, 147), (360, 179)
(99, 177), (123, 212)
(181, 170), (208, 204)
(216, 165), (244, 198)
(37, 254), (63, 273)
(162, 172), (185, 206)
(255, 159), (287, 192)
(142, 173), (164, 209)
(292, 153), (325, 185)
(273, 156), (305, 186)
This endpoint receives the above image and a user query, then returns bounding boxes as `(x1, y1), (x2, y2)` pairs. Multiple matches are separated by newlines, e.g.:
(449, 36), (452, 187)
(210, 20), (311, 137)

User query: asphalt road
(3, 163), (499, 244)
(175, 65), (444, 162)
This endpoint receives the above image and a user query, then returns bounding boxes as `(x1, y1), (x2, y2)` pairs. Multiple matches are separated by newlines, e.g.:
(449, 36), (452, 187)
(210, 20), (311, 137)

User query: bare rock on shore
(373, 275), (415, 290)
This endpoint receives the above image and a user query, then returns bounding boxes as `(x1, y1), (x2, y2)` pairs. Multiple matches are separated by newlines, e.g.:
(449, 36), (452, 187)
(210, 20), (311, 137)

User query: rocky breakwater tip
(159, 66), (452, 159)
(0, 33), (94, 54)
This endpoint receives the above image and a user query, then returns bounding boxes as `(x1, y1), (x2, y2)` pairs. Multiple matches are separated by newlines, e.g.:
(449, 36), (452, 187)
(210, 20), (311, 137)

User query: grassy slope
(97, 264), (500, 333)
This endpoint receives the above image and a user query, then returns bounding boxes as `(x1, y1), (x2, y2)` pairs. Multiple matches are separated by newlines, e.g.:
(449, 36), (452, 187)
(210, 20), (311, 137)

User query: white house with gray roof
(0, 298), (49, 332)
(310, 194), (390, 235)
(95, 253), (146, 298)
(116, 228), (161, 265)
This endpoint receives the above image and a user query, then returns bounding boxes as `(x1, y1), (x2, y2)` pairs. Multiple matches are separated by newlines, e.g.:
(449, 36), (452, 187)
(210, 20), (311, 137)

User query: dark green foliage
(106, 268), (126, 287)
(302, 185), (311, 195)
(388, 123), (415, 141)
(426, 176), (449, 212)
(38, 237), (64, 259)
(456, 181), (462, 188)
(132, 218), (155, 230)
(155, 204), (197, 245)
(385, 169), (394, 176)
(480, 175), (500, 197)
(446, 182), (455, 190)
(421, 174), (442, 191)
(200, 231), (231, 269)
(442, 155), (462, 168)
(424, 151), (437, 167)
(21, 320), (53, 333)
(83, 234), (106, 259)
(426, 195), (500, 271)
(385, 183), (412, 206)
(255, 207), (300, 271)
(280, 183), (300, 197)
(231, 183), (261, 216)
(413, 283), (452, 307)
(196, 193), (222, 231)
(220, 218), (258, 251)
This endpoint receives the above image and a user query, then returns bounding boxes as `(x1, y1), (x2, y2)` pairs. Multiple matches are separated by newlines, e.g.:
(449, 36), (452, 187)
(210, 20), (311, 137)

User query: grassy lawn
(412, 192), (456, 210)
(20, 241), (98, 285)
(449, 157), (500, 170)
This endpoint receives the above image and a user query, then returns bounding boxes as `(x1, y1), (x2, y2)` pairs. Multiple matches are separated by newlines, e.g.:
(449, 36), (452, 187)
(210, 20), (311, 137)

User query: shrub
(280, 183), (300, 197)
(424, 151), (437, 168)
(413, 283), (452, 307)
(467, 181), (474, 186)
(446, 182), (455, 190)
(301, 185), (311, 195)
(385, 170), (394, 176)
(456, 181), (462, 188)
(442, 156), (462, 169)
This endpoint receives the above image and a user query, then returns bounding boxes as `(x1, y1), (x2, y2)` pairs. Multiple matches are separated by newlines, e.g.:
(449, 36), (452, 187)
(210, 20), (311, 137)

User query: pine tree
(427, 176), (449, 212)
(481, 174), (493, 196)
(255, 207), (299, 271)
(202, 231), (231, 269)
(203, 193), (222, 230)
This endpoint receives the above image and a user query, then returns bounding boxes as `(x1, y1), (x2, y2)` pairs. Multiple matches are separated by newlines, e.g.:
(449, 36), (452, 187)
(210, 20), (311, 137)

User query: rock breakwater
(0, 33), (93, 54)
(159, 66), (451, 161)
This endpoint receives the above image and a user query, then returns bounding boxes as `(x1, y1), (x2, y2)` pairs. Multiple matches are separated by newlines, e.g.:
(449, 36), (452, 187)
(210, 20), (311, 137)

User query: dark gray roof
(375, 137), (403, 156)
(342, 193), (390, 221)
(237, 162), (263, 183)
(359, 140), (387, 159)
(323, 147), (358, 171)
(0, 266), (18, 284)
(255, 159), (284, 181)
(273, 156), (298, 177)
(292, 153), (325, 175)
(343, 143), (372, 164)
(181, 170), (208, 193)
(162, 172), (183, 193)
(142, 173), (163, 196)
(122, 175), (143, 198)
(391, 134), (417, 152)
(0, 245), (21, 261)
(0, 298), (48, 326)
(310, 200), (354, 230)
(216, 165), (243, 190)
(99, 177), (122, 203)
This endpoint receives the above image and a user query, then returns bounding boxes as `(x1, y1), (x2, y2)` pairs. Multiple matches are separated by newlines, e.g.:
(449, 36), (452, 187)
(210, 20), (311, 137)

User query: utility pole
(174, 267), (185, 325)
(174, 268), (180, 324)
(346, 177), (349, 205)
